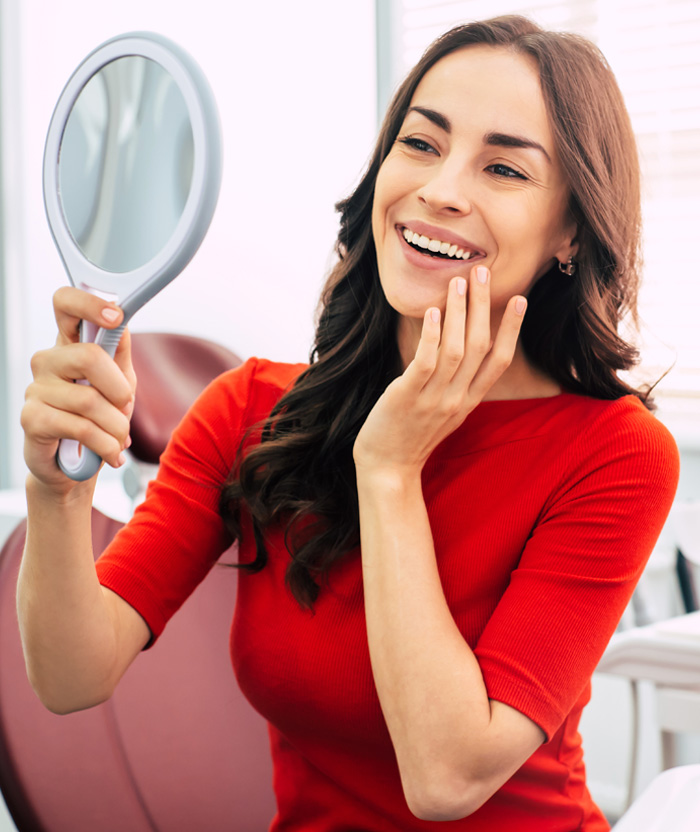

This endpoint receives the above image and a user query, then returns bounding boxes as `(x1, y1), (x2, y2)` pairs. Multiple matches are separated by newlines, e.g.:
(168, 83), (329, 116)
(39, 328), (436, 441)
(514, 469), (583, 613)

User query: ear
(553, 223), (578, 265)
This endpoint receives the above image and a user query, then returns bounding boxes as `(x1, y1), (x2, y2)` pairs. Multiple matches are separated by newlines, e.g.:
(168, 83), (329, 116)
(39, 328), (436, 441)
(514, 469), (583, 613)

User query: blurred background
(1, 0), (699, 827)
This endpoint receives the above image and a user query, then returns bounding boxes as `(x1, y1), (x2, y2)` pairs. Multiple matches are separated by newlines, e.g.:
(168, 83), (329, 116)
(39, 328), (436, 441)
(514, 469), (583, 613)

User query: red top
(96, 358), (679, 831)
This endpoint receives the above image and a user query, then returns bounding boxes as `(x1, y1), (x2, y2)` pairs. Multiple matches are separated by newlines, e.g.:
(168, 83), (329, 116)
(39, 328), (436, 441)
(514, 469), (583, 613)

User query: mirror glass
(58, 56), (194, 274)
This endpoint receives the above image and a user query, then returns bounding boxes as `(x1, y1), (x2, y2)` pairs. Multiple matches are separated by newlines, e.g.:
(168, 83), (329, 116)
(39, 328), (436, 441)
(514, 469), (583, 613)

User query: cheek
(495, 195), (566, 261)
(371, 167), (395, 251)
(496, 193), (541, 239)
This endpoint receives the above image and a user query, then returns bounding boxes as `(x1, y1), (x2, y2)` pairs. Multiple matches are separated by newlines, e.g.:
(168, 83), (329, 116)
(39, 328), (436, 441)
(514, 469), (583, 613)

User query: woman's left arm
(354, 269), (542, 821)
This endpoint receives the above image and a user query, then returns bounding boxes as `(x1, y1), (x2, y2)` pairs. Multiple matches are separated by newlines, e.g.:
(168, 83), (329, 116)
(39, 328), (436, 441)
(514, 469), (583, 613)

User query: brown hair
(221, 15), (648, 607)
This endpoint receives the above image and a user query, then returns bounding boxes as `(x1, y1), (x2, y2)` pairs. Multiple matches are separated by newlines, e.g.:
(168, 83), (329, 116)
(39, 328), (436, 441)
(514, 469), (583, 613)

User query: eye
(487, 163), (527, 180)
(396, 135), (438, 155)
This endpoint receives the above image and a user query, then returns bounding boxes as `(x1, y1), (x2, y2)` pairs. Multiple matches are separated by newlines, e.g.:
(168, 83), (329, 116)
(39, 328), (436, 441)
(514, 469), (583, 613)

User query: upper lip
(398, 221), (485, 255)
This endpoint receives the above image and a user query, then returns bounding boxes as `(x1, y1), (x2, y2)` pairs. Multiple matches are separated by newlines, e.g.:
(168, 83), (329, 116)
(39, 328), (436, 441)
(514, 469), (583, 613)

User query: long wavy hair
(220, 15), (648, 607)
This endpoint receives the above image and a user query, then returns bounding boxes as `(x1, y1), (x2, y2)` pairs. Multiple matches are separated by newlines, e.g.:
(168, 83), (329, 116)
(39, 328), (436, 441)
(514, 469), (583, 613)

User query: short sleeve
(473, 400), (680, 740)
(95, 357), (261, 643)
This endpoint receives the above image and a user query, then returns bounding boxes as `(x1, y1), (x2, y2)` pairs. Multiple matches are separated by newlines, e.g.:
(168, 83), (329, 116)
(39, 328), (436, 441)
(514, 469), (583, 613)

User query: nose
(416, 162), (472, 216)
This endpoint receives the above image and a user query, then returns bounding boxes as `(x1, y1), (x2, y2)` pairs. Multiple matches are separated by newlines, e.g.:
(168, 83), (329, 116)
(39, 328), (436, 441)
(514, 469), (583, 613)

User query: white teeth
(402, 227), (479, 260)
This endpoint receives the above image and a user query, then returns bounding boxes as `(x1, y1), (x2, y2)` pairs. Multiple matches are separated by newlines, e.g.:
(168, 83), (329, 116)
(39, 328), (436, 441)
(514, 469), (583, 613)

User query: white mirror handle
(57, 289), (125, 482)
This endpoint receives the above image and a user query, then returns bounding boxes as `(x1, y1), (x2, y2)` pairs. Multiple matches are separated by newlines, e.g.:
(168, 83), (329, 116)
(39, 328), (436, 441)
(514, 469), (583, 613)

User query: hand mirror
(43, 31), (222, 481)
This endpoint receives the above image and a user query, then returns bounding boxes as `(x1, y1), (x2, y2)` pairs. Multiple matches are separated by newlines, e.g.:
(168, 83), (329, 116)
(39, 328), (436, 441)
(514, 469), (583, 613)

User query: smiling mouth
(400, 226), (483, 261)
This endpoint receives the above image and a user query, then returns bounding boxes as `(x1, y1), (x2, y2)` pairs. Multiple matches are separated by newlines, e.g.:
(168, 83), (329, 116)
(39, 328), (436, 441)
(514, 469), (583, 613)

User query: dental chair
(613, 765), (700, 831)
(0, 333), (276, 832)
(595, 502), (700, 826)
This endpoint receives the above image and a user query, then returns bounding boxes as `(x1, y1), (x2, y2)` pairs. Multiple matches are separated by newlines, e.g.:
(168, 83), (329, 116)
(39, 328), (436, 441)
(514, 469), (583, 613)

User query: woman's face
(371, 45), (576, 325)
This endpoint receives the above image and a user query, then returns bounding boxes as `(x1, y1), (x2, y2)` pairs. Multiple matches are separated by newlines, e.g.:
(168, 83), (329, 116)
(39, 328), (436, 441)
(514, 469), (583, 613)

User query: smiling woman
(18, 14), (679, 832)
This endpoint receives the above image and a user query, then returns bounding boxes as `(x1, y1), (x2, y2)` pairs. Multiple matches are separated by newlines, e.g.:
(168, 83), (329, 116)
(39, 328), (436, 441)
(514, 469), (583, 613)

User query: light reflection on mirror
(58, 56), (194, 274)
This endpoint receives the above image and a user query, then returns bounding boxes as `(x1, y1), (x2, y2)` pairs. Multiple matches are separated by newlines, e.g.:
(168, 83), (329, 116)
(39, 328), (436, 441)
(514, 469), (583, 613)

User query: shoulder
(165, 357), (309, 472)
(545, 393), (680, 520)
(191, 356), (309, 423)
(567, 394), (679, 470)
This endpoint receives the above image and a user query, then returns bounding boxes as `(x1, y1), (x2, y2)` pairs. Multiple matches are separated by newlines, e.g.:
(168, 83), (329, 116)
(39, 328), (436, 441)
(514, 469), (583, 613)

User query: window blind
(383, 0), (700, 405)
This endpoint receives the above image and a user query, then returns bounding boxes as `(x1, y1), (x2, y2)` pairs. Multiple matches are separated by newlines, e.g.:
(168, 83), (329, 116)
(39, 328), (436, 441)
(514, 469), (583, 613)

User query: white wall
(2, 0), (377, 487)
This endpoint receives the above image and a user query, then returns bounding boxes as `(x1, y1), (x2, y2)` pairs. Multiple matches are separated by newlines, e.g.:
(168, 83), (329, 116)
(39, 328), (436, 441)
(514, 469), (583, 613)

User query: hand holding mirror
(43, 32), (222, 481)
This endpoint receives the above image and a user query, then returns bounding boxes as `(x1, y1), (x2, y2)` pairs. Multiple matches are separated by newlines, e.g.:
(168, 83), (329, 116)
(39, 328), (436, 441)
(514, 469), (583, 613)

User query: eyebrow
(406, 106), (552, 164)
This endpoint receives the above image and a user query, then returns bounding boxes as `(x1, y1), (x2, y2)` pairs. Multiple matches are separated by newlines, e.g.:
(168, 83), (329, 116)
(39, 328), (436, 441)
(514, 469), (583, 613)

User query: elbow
(35, 687), (112, 716)
(27, 669), (113, 716)
(404, 776), (487, 822)
(39, 693), (111, 717)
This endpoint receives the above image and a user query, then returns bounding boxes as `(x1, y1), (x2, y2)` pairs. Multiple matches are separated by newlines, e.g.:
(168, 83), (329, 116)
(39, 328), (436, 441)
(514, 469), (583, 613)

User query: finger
(468, 295), (527, 399)
(454, 265), (492, 385)
(21, 397), (128, 469)
(25, 377), (131, 448)
(31, 343), (133, 413)
(426, 276), (467, 388)
(403, 307), (441, 390)
(53, 286), (124, 346)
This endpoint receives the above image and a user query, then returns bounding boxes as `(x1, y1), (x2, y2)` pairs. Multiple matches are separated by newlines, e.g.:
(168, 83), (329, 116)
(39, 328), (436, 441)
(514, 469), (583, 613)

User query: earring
(558, 256), (576, 276)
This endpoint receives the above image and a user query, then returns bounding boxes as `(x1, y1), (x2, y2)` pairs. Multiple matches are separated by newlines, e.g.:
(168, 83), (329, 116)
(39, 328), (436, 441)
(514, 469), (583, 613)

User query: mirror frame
(43, 31), (222, 318)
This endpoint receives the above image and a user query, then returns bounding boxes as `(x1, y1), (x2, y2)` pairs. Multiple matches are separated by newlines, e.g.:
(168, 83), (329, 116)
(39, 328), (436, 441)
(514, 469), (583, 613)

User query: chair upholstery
(129, 332), (246, 464)
(0, 333), (277, 831)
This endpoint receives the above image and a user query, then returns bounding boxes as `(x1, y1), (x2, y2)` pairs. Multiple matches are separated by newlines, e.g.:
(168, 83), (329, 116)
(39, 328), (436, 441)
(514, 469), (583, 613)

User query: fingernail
(125, 435), (132, 449)
(102, 308), (120, 323)
(456, 277), (466, 296)
(117, 452), (126, 466)
(430, 308), (440, 323)
(476, 266), (489, 284)
(515, 297), (527, 315)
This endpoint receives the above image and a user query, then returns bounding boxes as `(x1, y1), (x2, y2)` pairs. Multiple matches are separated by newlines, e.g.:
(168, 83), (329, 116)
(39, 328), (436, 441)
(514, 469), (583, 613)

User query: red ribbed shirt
(96, 357), (679, 831)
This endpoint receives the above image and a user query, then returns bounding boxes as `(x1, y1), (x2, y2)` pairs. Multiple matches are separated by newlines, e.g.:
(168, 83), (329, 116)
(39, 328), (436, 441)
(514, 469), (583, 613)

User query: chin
(383, 292), (438, 322)
(380, 275), (446, 319)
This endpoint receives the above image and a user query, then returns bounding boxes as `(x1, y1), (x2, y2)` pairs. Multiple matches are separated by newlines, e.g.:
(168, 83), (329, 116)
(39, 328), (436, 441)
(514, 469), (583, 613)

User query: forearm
(17, 474), (122, 713)
(357, 467), (493, 819)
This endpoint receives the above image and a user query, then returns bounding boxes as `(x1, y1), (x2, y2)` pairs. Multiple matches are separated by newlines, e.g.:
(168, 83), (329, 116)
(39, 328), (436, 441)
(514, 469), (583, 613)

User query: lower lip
(395, 227), (484, 272)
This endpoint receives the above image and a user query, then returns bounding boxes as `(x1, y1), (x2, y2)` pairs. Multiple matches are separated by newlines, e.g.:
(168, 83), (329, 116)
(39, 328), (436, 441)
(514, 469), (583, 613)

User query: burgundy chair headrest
(129, 333), (242, 464)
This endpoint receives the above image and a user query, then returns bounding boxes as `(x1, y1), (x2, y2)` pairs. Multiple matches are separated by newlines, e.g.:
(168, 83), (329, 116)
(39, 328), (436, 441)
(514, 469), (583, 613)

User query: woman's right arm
(17, 287), (150, 714)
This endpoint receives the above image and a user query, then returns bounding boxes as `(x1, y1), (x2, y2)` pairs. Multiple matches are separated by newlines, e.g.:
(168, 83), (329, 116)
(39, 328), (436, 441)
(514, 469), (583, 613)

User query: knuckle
(20, 400), (38, 433)
(438, 396), (461, 417)
(52, 286), (70, 309)
(415, 354), (437, 375)
(491, 349), (513, 373)
(30, 350), (48, 376)
(75, 420), (98, 449)
(23, 380), (38, 404)
(117, 413), (131, 445)
(443, 346), (463, 365)
(81, 343), (103, 372)
(467, 337), (490, 357)
(35, 406), (61, 438)
(77, 386), (101, 419)
(116, 387), (133, 411)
